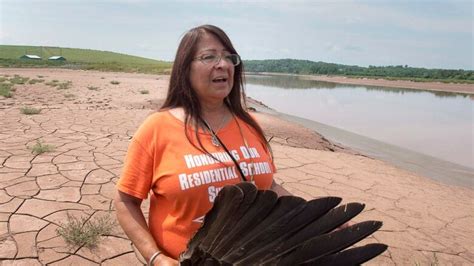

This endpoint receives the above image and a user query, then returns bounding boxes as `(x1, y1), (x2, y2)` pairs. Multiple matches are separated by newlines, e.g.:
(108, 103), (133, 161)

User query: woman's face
(189, 33), (235, 104)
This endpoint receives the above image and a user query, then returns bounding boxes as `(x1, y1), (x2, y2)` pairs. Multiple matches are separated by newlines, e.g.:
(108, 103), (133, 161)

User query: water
(245, 74), (474, 169)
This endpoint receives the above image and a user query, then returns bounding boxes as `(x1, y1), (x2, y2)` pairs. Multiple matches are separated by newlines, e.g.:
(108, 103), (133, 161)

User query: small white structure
(48, 56), (66, 61)
(20, 54), (42, 60)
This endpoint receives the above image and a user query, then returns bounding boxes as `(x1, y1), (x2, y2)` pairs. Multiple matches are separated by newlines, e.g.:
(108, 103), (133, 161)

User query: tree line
(243, 59), (474, 82)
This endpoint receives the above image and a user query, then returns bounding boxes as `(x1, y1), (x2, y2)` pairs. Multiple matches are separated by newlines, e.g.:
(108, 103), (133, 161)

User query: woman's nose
(214, 56), (230, 69)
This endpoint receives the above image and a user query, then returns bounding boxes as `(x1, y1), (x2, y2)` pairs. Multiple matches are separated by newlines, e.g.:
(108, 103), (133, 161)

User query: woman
(115, 25), (289, 266)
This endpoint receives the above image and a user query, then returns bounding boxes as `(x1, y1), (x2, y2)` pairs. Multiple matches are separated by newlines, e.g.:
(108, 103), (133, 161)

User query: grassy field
(0, 45), (172, 74)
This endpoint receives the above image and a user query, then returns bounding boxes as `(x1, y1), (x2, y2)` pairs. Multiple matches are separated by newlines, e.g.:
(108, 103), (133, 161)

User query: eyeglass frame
(193, 53), (241, 66)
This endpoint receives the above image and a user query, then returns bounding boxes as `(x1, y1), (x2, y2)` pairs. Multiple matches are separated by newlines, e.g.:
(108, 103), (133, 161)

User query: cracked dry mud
(1, 68), (473, 265)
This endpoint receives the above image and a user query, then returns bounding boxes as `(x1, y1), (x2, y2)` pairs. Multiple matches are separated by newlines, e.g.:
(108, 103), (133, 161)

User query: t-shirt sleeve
(117, 115), (157, 199)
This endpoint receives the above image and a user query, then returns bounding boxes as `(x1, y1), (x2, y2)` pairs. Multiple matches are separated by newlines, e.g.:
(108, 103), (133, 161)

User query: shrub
(30, 140), (55, 154)
(139, 89), (149, 94)
(20, 106), (41, 115)
(57, 81), (72, 90)
(56, 213), (116, 249)
(0, 83), (13, 98)
(45, 80), (59, 87)
(110, 80), (120, 85)
(28, 79), (45, 84)
(10, 75), (29, 84)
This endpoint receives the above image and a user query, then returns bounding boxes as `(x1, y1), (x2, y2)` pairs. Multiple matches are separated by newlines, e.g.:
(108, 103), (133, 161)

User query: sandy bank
(0, 68), (472, 265)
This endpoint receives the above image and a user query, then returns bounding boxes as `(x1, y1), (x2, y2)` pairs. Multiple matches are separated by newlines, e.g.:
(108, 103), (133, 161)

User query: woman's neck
(201, 101), (227, 117)
(200, 100), (229, 130)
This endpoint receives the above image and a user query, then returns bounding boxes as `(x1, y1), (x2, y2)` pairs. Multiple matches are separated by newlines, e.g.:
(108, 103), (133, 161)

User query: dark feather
(221, 195), (305, 263)
(228, 197), (342, 265)
(276, 202), (366, 254)
(197, 185), (246, 252)
(180, 185), (244, 264)
(205, 182), (258, 253)
(303, 243), (388, 266)
(211, 189), (279, 258)
(275, 221), (384, 265)
(179, 183), (387, 265)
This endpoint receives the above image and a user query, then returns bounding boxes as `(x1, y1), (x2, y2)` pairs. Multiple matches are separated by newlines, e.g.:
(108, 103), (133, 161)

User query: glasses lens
(229, 54), (240, 66)
(202, 55), (218, 64)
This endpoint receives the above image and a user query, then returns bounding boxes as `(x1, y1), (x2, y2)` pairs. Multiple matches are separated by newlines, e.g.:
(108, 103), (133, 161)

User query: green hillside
(0, 45), (172, 74)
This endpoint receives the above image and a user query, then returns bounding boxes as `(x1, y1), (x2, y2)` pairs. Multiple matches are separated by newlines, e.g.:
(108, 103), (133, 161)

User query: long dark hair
(161, 24), (270, 155)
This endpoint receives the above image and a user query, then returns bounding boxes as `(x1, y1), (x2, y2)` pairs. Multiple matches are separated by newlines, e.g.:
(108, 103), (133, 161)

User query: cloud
(325, 43), (341, 52)
(344, 16), (363, 24)
(324, 42), (364, 53)
(345, 45), (364, 52)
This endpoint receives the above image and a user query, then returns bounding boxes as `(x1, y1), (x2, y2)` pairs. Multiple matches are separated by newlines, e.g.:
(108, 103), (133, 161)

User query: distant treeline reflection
(245, 74), (470, 99)
(246, 74), (339, 89)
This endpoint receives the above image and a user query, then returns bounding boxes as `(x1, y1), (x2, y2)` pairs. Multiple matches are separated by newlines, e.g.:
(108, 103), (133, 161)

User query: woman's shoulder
(135, 110), (179, 135)
(141, 110), (170, 125)
(167, 107), (186, 123)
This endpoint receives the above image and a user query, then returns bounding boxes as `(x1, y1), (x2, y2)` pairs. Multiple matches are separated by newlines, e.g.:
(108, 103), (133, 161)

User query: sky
(0, 0), (472, 70)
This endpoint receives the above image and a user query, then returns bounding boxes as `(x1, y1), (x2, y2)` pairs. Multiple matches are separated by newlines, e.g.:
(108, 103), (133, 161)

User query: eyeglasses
(193, 54), (241, 66)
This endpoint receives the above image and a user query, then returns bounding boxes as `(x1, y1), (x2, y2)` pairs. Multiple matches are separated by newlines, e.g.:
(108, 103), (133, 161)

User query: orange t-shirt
(117, 111), (274, 259)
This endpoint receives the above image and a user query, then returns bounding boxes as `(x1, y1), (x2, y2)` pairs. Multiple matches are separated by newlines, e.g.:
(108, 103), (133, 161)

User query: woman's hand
(153, 254), (179, 266)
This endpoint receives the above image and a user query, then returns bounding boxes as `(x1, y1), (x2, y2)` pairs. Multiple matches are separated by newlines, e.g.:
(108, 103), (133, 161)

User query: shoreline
(246, 72), (474, 95)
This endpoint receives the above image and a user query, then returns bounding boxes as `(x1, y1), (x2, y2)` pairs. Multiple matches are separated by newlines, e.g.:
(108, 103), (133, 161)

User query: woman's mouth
(212, 77), (228, 83)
